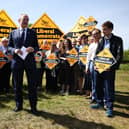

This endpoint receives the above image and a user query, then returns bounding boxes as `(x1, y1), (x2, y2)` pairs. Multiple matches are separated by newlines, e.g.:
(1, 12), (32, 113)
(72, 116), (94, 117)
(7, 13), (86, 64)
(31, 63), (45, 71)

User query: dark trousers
(71, 63), (79, 93)
(12, 67), (37, 109)
(45, 69), (58, 92)
(95, 70), (115, 110)
(36, 68), (44, 88)
(0, 63), (11, 92)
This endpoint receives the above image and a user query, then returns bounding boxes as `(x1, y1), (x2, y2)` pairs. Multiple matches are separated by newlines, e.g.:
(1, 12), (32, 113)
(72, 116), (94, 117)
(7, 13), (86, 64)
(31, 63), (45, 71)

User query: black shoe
(31, 108), (38, 114)
(86, 96), (92, 99)
(90, 99), (96, 104)
(13, 107), (23, 112)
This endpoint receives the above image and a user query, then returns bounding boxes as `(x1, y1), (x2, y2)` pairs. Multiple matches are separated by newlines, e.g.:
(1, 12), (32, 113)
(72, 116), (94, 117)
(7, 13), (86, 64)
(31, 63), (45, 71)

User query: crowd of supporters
(0, 21), (123, 117)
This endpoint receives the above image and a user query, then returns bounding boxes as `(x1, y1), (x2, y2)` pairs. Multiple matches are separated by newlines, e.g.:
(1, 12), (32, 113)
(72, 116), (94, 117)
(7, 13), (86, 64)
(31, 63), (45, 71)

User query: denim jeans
(95, 70), (116, 110)
(89, 61), (97, 101)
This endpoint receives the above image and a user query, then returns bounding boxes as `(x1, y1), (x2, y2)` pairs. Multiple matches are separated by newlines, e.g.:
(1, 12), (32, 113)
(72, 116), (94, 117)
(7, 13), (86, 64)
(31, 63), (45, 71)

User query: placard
(66, 48), (78, 66)
(35, 51), (43, 62)
(45, 53), (59, 69)
(0, 51), (8, 68)
(79, 45), (89, 65)
(0, 10), (17, 39)
(94, 48), (116, 73)
(31, 13), (64, 45)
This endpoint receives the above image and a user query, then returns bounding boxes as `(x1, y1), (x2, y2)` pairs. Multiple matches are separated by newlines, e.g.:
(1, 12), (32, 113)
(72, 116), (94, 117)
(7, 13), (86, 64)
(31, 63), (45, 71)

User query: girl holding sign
(58, 38), (73, 96)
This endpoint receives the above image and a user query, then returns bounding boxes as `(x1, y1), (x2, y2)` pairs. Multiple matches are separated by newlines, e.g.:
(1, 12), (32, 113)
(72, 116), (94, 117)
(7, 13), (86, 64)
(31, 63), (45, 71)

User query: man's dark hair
(102, 21), (114, 30)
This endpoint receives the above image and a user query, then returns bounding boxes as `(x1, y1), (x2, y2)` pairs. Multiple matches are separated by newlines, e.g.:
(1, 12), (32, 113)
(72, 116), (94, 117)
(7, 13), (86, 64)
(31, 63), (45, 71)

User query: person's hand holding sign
(85, 67), (90, 73)
(94, 65), (99, 71)
(105, 68), (111, 71)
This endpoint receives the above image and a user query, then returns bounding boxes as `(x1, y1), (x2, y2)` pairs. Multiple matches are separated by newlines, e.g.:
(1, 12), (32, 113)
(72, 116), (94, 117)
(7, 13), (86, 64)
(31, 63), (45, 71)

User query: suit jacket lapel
(25, 28), (30, 45)
(17, 28), (22, 48)
(109, 34), (115, 52)
(17, 28), (20, 39)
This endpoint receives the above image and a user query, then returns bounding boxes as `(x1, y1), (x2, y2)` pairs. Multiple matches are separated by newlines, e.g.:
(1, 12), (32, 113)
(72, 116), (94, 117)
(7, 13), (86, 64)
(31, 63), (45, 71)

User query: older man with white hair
(8, 14), (39, 114)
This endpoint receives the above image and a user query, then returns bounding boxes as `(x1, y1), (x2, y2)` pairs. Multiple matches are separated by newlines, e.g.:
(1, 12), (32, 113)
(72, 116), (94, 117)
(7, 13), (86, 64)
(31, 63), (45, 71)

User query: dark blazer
(96, 34), (123, 70)
(8, 28), (39, 69)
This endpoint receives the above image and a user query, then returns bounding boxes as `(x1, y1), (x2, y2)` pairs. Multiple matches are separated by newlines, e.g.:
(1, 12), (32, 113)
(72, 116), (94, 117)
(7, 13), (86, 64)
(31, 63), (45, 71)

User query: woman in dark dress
(45, 42), (59, 93)
(58, 39), (73, 95)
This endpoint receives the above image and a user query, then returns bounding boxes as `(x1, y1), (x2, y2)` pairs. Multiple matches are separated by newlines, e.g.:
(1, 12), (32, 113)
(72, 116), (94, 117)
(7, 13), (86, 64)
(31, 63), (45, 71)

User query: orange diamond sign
(45, 53), (59, 69)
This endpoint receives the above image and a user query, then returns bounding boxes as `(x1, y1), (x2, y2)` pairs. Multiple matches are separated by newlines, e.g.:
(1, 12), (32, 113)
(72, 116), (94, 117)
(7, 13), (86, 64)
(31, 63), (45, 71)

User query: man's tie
(20, 29), (25, 46)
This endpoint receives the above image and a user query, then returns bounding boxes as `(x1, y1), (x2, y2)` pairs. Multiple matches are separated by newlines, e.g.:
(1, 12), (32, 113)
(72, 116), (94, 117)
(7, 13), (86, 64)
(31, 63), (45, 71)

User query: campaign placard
(66, 48), (78, 66)
(40, 44), (50, 55)
(94, 48), (116, 73)
(79, 45), (89, 65)
(0, 51), (8, 68)
(31, 13), (64, 45)
(45, 53), (59, 69)
(0, 10), (17, 39)
(34, 51), (43, 62)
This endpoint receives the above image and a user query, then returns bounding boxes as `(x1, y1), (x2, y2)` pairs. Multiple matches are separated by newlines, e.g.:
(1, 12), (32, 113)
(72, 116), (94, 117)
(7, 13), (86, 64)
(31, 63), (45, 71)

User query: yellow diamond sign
(94, 48), (116, 73)
(0, 10), (16, 27)
(79, 45), (89, 65)
(31, 13), (64, 45)
(0, 10), (17, 39)
(70, 16), (87, 33)
(45, 53), (59, 69)
(66, 48), (78, 66)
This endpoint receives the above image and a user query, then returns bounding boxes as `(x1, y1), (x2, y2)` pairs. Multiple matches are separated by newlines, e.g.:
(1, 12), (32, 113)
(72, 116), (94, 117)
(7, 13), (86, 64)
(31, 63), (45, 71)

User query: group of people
(0, 13), (123, 117)
(39, 35), (91, 95)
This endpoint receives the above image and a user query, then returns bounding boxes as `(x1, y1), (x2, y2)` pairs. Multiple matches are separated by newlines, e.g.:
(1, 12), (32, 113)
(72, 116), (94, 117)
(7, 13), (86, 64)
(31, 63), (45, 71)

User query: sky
(1, 0), (129, 49)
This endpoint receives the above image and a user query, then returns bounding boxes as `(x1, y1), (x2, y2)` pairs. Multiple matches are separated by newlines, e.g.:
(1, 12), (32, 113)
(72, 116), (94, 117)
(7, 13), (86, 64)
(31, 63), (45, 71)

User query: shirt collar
(19, 27), (27, 31)
(104, 33), (112, 40)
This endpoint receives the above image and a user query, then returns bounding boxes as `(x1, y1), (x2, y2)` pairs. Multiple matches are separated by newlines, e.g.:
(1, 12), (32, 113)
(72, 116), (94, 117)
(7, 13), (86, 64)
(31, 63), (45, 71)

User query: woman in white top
(85, 29), (101, 103)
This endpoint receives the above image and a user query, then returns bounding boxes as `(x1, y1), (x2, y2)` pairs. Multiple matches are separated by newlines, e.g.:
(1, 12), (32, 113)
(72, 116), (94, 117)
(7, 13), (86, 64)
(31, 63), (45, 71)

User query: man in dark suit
(8, 14), (39, 114)
(91, 21), (123, 117)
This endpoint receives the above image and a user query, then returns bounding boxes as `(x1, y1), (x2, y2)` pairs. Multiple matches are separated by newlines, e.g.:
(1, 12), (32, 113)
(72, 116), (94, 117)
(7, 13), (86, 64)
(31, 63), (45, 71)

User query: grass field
(0, 69), (129, 129)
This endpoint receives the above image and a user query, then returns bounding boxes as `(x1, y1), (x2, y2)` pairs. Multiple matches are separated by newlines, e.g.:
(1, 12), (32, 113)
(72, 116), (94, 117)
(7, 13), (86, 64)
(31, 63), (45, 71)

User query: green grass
(120, 63), (129, 70)
(0, 69), (129, 129)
